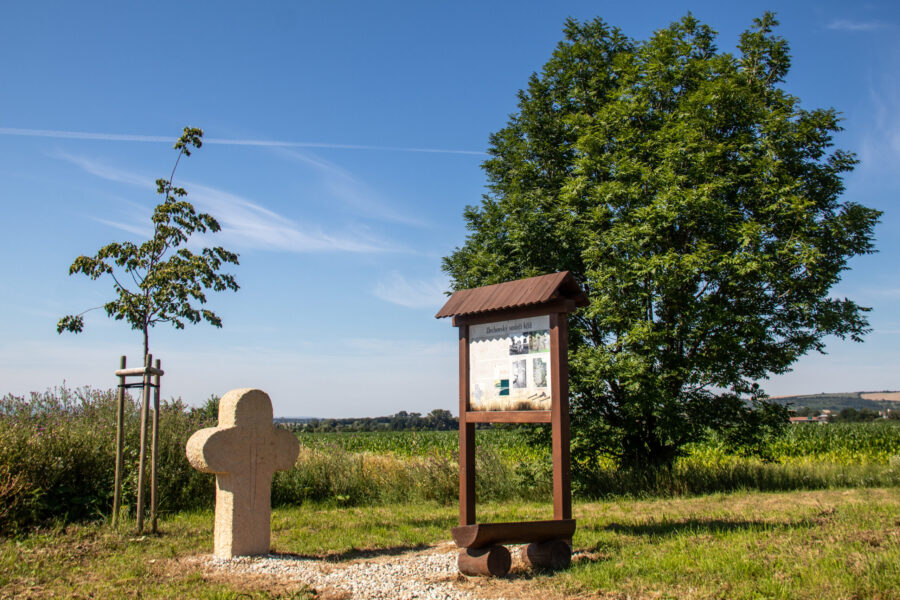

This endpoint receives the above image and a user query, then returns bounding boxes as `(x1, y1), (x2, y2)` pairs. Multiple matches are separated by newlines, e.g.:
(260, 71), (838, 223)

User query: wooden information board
(436, 271), (588, 576)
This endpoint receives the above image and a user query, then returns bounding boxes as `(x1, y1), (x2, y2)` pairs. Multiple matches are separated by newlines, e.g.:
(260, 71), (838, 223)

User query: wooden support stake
(550, 313), (571, 521)
(135, 353), (152, 533)
(112, 355), (126, 527)
(458, 324), (476, 526)
(150, 358), (161, 534)
(520, 539), (572, 570)
(458, 545), (511, 577)
(114, 366), (165, 377)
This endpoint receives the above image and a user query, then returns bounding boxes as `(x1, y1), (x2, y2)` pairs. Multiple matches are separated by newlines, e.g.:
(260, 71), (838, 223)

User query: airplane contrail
(0, 127), (486, 156)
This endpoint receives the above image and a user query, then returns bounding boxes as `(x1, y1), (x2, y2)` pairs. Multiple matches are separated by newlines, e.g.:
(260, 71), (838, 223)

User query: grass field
(2, 389), (898, 598)
(1, 488), (897, 599)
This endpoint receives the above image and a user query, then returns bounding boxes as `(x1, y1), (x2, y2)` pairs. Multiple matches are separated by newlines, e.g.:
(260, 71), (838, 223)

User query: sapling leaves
(58, 126), (239, 358)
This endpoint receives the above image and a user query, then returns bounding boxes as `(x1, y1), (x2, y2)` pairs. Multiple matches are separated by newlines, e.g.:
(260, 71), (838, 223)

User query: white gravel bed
(205, 548), (509, 600)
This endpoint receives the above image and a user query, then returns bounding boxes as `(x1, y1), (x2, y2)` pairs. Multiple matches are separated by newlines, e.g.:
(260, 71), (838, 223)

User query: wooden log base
(520, 539), (572, 570)
(458, 545), (512, 577)
(452, 519), (576, 549)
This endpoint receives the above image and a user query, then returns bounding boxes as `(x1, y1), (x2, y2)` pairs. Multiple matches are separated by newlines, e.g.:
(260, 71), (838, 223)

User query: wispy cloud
(92, 217), (152, 237)
(272, 147), (427, 227)
(56, 151), (151, 188)
(0, 127), (486, 156)
(373, 272), (448, 309)
(55, 138), (429, 229)
(858, 64), (900, 175)
(188, 183), (398, 253)
(343, 337), (456, 356)
(57, 154), (401, 254)
(826, 19), (893, 31)
(0, 128), (172, 143)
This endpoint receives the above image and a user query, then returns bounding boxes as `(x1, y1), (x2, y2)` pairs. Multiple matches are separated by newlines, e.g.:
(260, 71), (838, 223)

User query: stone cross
(186, 388), (299, 559)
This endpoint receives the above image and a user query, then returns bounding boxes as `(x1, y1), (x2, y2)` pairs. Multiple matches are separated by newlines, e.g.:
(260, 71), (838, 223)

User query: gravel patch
(204, 546), (510, 600)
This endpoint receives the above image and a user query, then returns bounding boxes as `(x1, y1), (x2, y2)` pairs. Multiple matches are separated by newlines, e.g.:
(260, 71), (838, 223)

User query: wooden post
(135, 353), (152, 533)
(459, 324), (476, 526)
(150, 358), (161, 533)
(112, 355), (126, 527)
(549, 313), (571, 521)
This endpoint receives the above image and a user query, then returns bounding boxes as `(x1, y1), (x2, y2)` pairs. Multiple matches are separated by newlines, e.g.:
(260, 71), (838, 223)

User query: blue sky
(1, 1), (897, 417)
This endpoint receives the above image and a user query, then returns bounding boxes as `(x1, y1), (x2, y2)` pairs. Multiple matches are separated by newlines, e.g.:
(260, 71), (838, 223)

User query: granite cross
(186, 388), (299, 558)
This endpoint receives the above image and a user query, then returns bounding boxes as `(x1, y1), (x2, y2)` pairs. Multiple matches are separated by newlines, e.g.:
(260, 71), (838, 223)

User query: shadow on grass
(272, 543), (434, 562)
(403, 516), (456, 528)
(600, 517), (813, 537)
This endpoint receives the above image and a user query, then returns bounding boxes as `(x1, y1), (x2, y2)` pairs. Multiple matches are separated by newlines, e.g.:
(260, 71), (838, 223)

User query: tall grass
(272, 443), (544, 507)
(0, 387), (216, 534)
(289, 426), (900, 500)
(576, 457), (900, 498)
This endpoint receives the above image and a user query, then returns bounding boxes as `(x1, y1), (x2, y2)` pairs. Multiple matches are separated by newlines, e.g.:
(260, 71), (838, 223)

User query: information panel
(468, 315), (551, 411)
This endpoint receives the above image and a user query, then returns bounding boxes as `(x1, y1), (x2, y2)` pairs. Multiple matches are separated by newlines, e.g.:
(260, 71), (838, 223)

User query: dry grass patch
(0, 515), (315, 599)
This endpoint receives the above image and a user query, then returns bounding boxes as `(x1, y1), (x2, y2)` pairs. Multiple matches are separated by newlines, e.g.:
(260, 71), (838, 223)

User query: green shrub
(0, 386), (215, 534)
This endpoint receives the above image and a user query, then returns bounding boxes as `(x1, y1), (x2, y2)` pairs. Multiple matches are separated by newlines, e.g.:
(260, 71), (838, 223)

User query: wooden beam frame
(112, 354), (164, 534)
(459, 324), (475, 526)
(549, 312), (571, 520)
(452, 300), (575, 328)
(452, 519), (576, 548)
(464, 410), (551, 423)
(439, 272), (584, 573)
(455, 308), (574, 529)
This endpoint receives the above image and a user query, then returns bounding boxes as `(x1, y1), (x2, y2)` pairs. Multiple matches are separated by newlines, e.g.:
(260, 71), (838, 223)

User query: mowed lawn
(1, 488), (897, 599)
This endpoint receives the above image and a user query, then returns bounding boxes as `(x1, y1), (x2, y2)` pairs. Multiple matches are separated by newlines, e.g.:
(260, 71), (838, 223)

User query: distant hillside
(770, 391), (900, 412)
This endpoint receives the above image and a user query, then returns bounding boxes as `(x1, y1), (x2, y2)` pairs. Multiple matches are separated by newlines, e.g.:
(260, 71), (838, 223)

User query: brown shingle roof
(435, 271), (588, 319)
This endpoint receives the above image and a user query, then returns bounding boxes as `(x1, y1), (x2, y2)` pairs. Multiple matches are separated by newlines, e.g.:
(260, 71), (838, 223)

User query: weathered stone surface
(186, 388), (299, 559)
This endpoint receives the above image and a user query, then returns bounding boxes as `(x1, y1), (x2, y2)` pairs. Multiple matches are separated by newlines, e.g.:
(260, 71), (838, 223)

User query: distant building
(789, 415), (829, 424)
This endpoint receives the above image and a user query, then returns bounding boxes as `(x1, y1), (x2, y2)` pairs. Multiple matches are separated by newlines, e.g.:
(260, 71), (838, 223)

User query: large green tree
(58, 127), (239, 360)
(443, 14), (881, 470)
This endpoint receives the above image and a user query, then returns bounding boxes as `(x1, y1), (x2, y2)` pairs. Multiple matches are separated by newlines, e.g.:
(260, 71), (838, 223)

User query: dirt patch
(190, 543), (587, 600)
(860, 392), (900, 402)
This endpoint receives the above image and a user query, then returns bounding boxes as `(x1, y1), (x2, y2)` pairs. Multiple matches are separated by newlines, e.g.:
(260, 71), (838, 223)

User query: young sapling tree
(58, 127), (239, 360)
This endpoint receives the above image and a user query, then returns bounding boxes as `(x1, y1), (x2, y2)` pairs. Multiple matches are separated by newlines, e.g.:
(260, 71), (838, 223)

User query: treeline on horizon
(277, 409), (459, 432)
(275, 404), (900, 432)
(186, 394), (900, 431)
(772, 392), (900, 413)
(793, 406), (900, 422)
(277, 408), (900, 431)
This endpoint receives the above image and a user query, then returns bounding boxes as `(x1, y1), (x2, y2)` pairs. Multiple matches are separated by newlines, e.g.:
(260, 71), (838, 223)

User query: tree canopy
(442, 14), (881, 471)
(58, 127), (239, 359)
